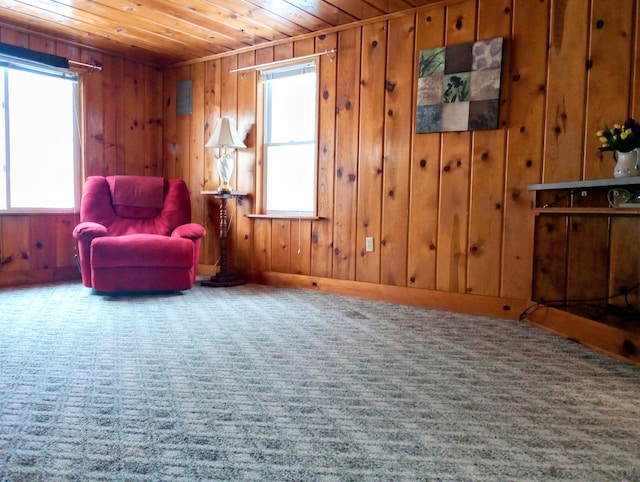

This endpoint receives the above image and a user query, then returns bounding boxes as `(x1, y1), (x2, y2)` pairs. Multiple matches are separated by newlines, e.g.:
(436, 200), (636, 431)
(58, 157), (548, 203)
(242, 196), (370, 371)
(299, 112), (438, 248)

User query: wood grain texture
(158, 0), (631, 308)
(381, 14), (414, 287)
(356, 21), (386, 284)
(0, 0), (436, 66)
(501, 0), (549, 299)
(236, 51), (257, 271)
(408, 8), (444, 291)
(332, 27), (361, 280)
(310, 33), (337, 279)
(543, 0), (589, 183)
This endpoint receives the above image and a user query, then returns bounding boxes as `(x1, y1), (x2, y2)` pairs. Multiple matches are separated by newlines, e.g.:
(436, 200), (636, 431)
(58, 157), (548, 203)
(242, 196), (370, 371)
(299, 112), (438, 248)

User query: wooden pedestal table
(200, 190), (247, 287)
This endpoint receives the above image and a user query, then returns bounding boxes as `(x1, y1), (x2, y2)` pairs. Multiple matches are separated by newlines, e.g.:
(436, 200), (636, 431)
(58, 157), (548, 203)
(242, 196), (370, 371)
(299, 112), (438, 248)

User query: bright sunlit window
(0, 65), (79, 211)
(263, 62), (317, 215)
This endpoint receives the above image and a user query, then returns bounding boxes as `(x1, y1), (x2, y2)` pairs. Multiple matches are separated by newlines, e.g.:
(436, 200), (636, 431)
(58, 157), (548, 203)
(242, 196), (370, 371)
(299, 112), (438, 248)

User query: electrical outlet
(365, 237), (374, 252)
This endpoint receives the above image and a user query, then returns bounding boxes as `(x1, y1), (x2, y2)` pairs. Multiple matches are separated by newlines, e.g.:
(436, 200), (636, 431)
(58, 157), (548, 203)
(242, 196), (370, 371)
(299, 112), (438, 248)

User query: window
(0, 64), (80, 211)
(263, 62), (318, 216)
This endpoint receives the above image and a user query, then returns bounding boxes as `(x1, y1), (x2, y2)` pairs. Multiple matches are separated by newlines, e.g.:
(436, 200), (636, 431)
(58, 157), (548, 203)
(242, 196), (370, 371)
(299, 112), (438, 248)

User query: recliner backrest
(80, 175), (192, 236)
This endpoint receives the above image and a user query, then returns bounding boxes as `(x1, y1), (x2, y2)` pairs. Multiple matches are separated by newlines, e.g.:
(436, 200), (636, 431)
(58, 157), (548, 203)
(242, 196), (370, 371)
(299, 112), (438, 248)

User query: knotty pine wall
(0, 25), (163, 287)
(2, 0), (639, 321)
(164, 0), (640, 315)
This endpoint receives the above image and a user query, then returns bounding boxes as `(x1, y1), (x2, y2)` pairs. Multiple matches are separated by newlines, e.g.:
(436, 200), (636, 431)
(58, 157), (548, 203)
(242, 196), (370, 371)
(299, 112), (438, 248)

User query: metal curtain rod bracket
(229, 49), (337, 74)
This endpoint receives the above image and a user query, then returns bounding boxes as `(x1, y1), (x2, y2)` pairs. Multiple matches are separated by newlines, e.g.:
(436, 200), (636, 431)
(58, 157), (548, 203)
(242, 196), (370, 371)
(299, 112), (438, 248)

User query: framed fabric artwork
(416, 37), (503, 133)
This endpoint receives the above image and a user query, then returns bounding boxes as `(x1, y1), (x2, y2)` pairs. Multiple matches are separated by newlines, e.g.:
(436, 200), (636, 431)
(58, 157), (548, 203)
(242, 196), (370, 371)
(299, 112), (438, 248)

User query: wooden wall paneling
(542, 0), (589, 183)
(311, 33), (338, 278)
(565, 216), (610, 313)
(501, 0), (550, 300)
(115, 58), (129, 174)
(31, 215), (56, 271)
(189, 61), (205, 240)
(173, 65), (193, 183)
(162, 66), (177, 180)
(56, 214), (77, 269)
(251, 48), (274, 273)
(145, 64), (163, 177)
(380, 14), (414, 287)
(290, 39), (316, 276)
(436, 2), (475, 293)
(1, 216), (31, 272)
(437, 130), (471, 293)
(219, 55), (240, 272)
(333, 27), (362, 280)
(252, 219), (272, 272)
(55, 42), (80, 71)
(270, 43), (294, 274)
(608, 217), (640, 309)
(28, 34), (55, 54)
(531, 215), (568, 303)
(103, 56), (125, 175)
(203, 59), (222, 190)
(123, 62), (146, 175)
(408, 7), (444, 290)
(273, 219), (292, 273)
(203, 59), (221, 191)
(0, 27), (28, 49)
(201, 59), (221, 265)
(466, 0), (511, 297)
(355, 21), (386, 284)
(81, 50), (105, 177)
(443, 0), (475, 46)
(467, 129), (505, 296)
(584, 0), (634, 180)
(236, 51), (257, 272)
(291, 217), (311, 275)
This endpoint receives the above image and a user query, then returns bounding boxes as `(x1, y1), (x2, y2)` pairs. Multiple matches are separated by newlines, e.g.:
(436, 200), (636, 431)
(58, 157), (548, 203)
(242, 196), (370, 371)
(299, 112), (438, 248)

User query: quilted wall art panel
(416, 37), (504, 133)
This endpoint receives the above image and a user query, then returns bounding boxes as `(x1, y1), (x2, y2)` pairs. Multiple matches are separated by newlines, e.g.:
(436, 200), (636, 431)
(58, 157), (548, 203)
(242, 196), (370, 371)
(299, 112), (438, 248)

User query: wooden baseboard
(0, 267), (81, 289)
(244, 270), (528, 321)
(524, 304), (640, 367)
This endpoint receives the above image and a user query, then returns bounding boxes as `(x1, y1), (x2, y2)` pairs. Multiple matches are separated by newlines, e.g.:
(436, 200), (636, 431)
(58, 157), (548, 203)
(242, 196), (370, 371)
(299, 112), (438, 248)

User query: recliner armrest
(171, 223), (206, 240)
(73, 221), (108, 240)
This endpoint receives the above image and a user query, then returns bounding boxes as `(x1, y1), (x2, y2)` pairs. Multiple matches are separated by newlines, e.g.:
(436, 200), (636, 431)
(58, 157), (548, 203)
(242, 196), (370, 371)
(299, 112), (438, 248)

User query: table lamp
(205, 117), (246, 192)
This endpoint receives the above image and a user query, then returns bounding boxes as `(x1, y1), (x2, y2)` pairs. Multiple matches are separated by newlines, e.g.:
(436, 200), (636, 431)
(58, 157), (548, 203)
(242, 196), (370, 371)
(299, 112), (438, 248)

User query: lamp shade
(205, 117), (246, 149)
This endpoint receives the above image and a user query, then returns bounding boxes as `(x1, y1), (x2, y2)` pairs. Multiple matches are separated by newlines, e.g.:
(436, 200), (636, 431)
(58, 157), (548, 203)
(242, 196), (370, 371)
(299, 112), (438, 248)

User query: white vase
(217, 154), (235, 191)
(613, 149), (640, 178)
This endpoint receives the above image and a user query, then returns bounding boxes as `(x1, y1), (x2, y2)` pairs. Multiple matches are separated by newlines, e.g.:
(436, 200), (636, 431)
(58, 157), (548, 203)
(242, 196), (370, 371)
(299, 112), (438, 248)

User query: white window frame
(0, 60), (81, 213)
(262, 61), (318, 217)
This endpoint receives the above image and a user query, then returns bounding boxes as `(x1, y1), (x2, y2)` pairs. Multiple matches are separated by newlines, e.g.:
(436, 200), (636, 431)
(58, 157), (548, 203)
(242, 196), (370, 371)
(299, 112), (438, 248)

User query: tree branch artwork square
(416, 37), (503, 133)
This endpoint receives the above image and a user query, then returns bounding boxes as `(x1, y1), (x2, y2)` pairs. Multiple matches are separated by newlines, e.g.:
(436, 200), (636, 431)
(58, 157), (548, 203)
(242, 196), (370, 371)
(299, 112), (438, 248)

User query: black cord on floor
(519, 282), (640, 322)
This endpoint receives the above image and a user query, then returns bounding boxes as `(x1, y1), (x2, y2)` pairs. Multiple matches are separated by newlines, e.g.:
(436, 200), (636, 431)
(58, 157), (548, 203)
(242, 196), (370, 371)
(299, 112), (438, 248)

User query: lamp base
(217, 155), (234, 193)
(201, 269), (247, 288)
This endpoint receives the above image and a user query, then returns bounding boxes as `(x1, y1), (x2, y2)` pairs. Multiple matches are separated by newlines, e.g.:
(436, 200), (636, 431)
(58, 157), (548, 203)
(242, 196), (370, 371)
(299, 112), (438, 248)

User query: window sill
(246, 214), (324, 220)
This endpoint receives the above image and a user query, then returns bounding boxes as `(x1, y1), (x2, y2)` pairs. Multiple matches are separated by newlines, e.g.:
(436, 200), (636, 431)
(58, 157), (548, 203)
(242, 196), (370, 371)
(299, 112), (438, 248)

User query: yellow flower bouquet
(597, 118), (640, 152)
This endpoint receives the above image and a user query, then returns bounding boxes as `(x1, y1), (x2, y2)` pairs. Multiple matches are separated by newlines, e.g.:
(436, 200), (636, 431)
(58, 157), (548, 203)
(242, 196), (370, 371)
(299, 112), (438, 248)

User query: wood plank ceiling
(0, 0), (438, 66)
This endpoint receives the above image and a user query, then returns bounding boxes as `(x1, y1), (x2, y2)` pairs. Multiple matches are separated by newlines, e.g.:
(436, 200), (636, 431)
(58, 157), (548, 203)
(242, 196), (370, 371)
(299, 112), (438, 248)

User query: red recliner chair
(73, 175), (206, 293)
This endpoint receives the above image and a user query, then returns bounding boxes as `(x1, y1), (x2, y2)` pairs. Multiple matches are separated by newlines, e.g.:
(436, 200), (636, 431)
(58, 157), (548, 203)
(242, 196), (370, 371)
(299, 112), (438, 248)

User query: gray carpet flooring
(1, 281), (640, 481)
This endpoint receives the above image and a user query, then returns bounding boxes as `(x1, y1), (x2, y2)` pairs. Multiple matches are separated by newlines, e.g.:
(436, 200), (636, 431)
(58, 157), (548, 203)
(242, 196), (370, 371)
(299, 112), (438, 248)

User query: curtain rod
(229, 49), (336, 73)
(69, 60), (102, 71)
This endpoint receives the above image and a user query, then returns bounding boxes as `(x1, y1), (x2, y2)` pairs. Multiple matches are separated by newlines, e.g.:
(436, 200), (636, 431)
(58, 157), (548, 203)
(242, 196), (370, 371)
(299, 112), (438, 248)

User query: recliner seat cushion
(91, 234), (193, 269)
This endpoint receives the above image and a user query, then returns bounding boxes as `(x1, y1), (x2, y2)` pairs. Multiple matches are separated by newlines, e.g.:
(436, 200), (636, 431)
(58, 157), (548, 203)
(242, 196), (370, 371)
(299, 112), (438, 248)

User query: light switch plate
(365, 237), (374, 252)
